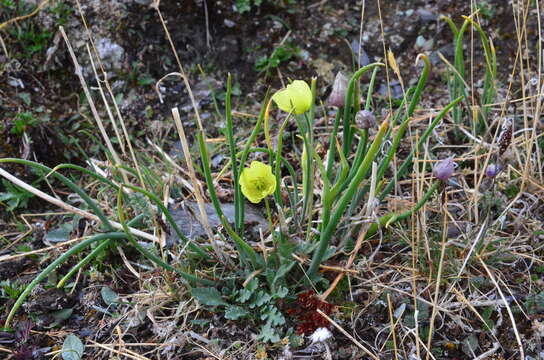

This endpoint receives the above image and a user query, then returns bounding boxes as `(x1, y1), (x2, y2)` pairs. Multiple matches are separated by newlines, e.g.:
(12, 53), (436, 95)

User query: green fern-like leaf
(257, 322), (280, 343)
(250, 290), (272, 309)
(261, 305), (285, 327)
(225, 305), (249, 320)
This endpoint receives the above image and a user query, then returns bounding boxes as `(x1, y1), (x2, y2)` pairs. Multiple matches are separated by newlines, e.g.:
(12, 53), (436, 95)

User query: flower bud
(327, 72), (349, 107)
(485, 163), (502, 178)
(355, 109), (376, 129)
(433, 157), (455, 181)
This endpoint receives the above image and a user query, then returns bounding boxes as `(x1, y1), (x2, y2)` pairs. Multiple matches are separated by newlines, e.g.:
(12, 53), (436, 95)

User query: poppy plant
(239, 161), (277, 204)
(271, 80), (312, 115)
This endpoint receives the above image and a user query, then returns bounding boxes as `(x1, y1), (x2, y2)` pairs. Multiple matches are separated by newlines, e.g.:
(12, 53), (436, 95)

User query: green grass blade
(4, 232), (128, 328)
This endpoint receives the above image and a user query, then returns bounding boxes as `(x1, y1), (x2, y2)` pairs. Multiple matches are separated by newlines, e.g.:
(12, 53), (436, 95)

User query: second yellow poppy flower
(271, 80), (312, 115)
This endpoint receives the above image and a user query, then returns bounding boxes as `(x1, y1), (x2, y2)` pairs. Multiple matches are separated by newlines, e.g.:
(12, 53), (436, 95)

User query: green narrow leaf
(52, 308), (73, 322)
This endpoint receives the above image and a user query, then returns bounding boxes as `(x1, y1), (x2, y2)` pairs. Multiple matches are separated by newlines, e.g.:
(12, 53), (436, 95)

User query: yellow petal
(271, 88), (294, 113)
(272, 80), (312, 115)
(239, 161), (277, 203)
(287, 80), (312, 114)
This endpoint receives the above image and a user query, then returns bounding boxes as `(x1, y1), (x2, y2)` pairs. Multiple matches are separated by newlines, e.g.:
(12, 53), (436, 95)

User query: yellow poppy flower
(271, 80), (312, 115)
(239, 161), (276, 204)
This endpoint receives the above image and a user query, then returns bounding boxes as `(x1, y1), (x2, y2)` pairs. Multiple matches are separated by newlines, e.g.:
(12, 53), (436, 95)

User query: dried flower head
(287, 290), (335, 335)
(272, 80), (312, 115)
(498, 117), (513, 156)
(239, 161), (276, 204)
(327, 72), (349, 107)
(355, 109), (376, 129)
(433, 157), (455, 181)
(485, 163), (502, 178)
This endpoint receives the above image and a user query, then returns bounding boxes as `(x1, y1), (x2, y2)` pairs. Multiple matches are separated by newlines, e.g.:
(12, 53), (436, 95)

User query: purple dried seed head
(485, 163), (502, 178)
(327, 72), (349, 107)
(433, 156), (456, 181)
(355, 109), (377, 129)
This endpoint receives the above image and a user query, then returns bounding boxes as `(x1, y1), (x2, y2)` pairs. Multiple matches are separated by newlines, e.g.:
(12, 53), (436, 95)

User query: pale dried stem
(59, 26), (129, 185)
(75, 0), (148, 189)
(172, 108), (229, 265)
(425, 191), (449, 360)
(0, 167), (160, 244)
(86, 43), (125, 156)
(386, 293), (399, 360)
(478, 256), (525, 359)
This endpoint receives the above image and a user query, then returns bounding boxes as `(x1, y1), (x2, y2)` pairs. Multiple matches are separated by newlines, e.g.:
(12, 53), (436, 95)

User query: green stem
(56, 215), (144, 288)
(325, 110), (342, 180)
(342, 66), (379, 189)
(342, 63), (385, 155)
(308, 120), (389, 279)
(224, 74), (242, 233)
(264, 197), (274, 239)
(365, 67), (379, 110)
(363, 181), (439, 241)
(274, 117), (290, 208)
(56, 238), (113, 288)
(379, 95), (463, 200)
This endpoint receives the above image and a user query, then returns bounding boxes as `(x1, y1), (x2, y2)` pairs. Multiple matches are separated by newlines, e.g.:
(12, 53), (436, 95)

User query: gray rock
(224, 19), (236, 28)
(166, 201), (268, 244)
(95, 38), (125, 71)
(351, 40), (370, 67)
(417, 8), (438, 23)
(378, 80), (403, 99)
(131, 0), (153, 5)
(430, 43), (455, 66)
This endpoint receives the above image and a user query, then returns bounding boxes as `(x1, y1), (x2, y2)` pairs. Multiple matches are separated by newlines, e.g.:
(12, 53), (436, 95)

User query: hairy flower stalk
(497, 117), (513, 156)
